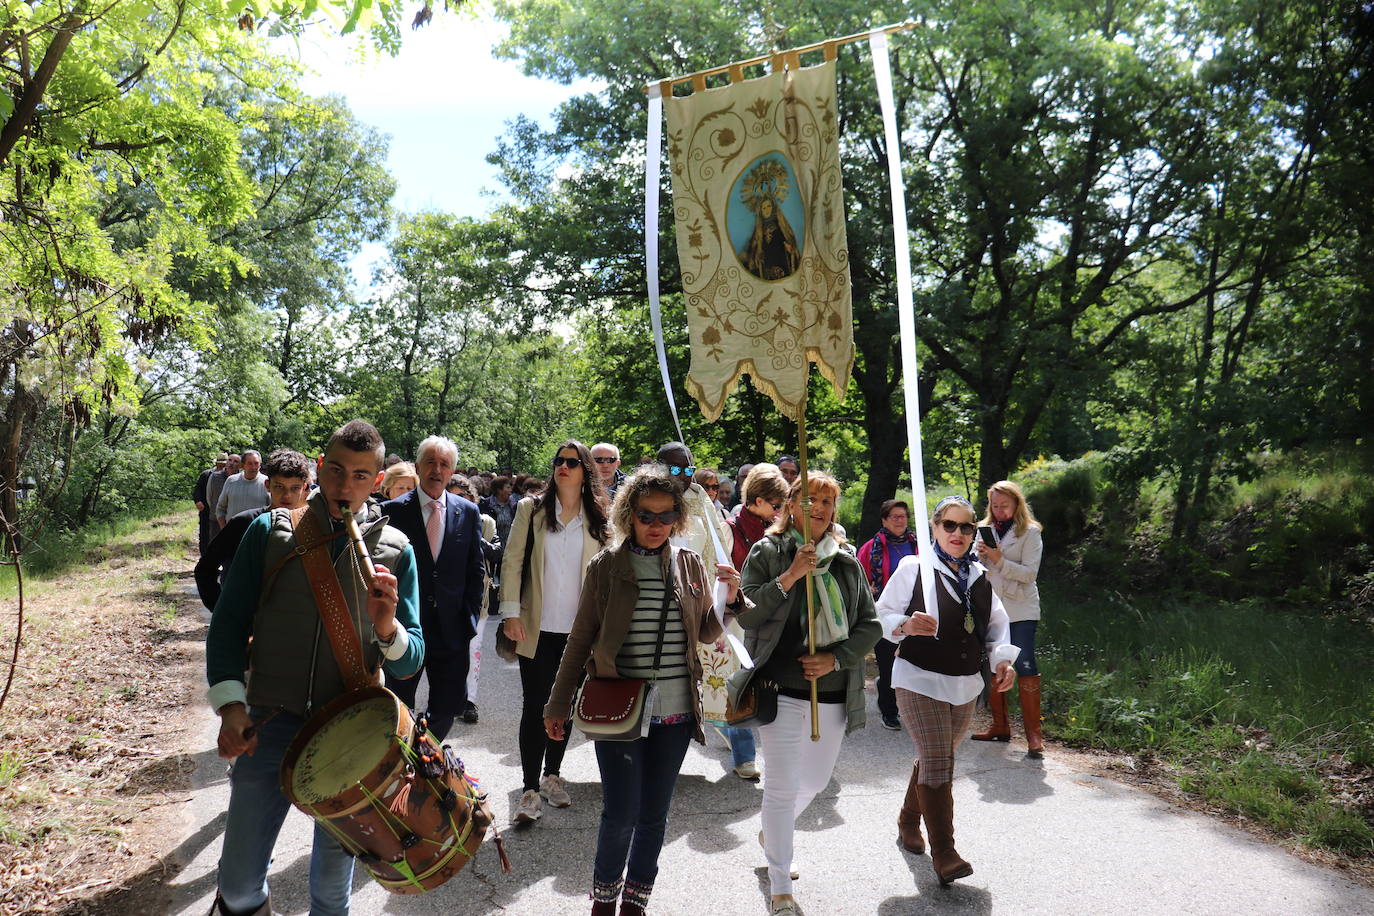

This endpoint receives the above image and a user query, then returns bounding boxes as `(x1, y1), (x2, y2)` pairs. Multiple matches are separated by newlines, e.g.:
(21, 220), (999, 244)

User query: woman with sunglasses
(875, 495), (1019, 885)
(733, 471), (881, 916)
(500, 440), (611, 825)
(543, 465), (741, 915)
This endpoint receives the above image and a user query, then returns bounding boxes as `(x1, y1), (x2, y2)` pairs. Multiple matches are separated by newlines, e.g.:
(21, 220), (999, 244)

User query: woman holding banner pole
(735, 472), (880, 914)
(876, 495), (1018, 885)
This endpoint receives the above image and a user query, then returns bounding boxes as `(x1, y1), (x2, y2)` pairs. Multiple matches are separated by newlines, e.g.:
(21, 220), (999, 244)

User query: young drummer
(204, 420), (424, 916)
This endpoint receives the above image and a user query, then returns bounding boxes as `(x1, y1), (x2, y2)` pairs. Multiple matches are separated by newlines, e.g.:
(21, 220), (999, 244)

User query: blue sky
(287, 16), (599, 288)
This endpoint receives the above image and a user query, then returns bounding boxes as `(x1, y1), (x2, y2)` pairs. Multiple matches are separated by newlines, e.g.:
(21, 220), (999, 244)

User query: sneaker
(733, 760), (760, 780)
(460, 702), (479, 724)
(512, 788), (542, 824)
(540, 773), (571, 808)
(881, 712), (901, 731)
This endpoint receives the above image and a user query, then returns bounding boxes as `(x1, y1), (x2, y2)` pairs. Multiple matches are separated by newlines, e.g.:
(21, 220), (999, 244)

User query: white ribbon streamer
(870, 30), (938, 619)
(644, 85), (686, 443)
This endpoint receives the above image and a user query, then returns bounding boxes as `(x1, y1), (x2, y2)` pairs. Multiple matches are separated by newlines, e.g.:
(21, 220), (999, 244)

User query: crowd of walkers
(195, 423), (1044, 916)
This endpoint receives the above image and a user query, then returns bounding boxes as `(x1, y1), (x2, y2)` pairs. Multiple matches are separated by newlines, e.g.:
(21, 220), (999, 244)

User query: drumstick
(243, 707), (280, 742)
(338, 502), (383, 597)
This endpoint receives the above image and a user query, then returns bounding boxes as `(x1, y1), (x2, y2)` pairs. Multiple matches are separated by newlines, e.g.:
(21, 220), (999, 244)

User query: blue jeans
(1010, 620), (1039, 676)
(592, 721), (693, 886)
(721, 725), (756, 767)
(217, 708), (355, 915)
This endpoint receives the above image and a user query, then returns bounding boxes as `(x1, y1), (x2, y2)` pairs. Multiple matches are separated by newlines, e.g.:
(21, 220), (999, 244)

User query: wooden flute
(338, 502), (382, 596)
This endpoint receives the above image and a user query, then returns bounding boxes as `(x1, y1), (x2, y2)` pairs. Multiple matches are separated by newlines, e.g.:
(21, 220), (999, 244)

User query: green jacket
(731, 532), (881, 734)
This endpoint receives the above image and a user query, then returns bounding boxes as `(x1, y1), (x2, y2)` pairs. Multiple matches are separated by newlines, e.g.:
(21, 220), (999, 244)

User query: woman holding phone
(971, 480), (1046, 757)
(875, 495), (1019, 885)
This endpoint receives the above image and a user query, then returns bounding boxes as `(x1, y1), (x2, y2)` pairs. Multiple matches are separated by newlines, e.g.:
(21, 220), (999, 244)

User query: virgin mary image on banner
(734, 155), (804, 281)
(664, 59), (853, 422)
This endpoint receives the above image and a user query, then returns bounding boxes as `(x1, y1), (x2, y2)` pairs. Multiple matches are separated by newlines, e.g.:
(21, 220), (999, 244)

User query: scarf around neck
(932, 540), (977, 609)
(790, 528), (849, 645)
(869, 528), (917, 589)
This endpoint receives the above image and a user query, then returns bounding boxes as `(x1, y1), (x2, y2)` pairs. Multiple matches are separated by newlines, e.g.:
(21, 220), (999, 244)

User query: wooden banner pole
(796, 377), (820, 742)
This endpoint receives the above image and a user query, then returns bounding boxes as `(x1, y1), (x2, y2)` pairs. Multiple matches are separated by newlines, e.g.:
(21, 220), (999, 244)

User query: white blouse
(876, 555), (1020, 705)
(539, 499), (585, 634)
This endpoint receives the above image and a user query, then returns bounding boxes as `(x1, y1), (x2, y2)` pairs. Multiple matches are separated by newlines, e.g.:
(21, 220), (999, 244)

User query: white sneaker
(734, 760), (760, 780)
(512, 788), (542, 824)
(540, 773), (571, 808)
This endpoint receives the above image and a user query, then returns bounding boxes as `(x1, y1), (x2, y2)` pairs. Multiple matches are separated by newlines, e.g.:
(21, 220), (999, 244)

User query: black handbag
(725, 672), (778, 728)
(495, 508), (537, 663)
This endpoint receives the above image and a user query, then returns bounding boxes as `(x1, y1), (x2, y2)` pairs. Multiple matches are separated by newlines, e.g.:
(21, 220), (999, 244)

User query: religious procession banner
(663, 60), (853, 422)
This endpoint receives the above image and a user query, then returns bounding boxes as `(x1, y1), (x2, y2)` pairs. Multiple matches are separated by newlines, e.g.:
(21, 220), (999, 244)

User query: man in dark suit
(381, 435), (485, 741)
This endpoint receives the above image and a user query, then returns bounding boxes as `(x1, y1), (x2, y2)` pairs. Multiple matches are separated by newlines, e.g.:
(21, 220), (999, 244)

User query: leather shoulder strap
(292, 507), (374, 691)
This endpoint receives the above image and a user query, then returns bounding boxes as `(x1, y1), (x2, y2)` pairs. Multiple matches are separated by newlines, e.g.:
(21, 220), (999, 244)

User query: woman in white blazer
(500, 440), (611, 824)
(971, 480), (1046, 757)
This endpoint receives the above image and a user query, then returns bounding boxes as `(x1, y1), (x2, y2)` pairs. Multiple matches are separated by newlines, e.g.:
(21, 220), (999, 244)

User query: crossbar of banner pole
(642, 20), (918, 94)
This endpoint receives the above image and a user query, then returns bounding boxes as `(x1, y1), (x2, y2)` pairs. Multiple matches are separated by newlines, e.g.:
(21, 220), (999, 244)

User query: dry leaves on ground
(0, 514), (207, 915)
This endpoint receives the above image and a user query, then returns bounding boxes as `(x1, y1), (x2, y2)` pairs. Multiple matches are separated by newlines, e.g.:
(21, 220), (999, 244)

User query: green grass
(0, 501), (188, 599)
(1037, 580), (1374, 854)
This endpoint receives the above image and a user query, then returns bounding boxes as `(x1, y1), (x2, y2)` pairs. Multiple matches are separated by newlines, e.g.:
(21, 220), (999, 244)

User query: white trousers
(757, 695), (847, 895)
(465, 615), (486, 702)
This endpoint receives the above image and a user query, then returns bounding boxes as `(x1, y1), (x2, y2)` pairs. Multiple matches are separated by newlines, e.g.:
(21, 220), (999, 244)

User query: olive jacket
(730, 532), (881, 734)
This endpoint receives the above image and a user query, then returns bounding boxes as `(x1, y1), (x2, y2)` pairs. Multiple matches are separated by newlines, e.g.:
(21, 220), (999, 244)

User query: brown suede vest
(896, 567), (991, 676)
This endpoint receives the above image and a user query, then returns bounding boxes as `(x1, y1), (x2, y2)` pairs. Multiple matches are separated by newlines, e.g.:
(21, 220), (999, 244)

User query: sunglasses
(635, 509), (681, 526)
(593, 456), (619, 464)
(702, 482), (719, 491)
(938, 519), (978, 536)
(668, 465), (695, 477)
(552, 456), (583, 469)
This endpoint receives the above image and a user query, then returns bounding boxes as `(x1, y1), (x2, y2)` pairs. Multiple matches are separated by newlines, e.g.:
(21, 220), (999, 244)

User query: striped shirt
(618, 552), (691, 719)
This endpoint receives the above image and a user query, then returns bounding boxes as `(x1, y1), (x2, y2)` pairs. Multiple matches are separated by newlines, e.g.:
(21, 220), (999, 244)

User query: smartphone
(977, 526), (998, 549)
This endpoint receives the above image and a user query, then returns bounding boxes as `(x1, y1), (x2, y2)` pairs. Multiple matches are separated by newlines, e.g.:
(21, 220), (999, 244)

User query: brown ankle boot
(1020, 675), (1044, 758)
(970, 685), (1011, 741)
(897, 762), (925, 854)
(915, 782), (973, 885)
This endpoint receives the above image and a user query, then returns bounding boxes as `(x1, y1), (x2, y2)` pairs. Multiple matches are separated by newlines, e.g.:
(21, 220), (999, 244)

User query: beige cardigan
(498, 496), (605, 659)
(984, 524), (1043, 622)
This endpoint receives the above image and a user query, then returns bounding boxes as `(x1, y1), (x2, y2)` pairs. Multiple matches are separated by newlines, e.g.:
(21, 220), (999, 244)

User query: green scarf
(790, 529), (849, 646)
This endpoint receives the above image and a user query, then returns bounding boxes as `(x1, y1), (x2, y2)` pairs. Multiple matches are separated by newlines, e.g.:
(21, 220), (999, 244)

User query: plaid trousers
(895, 687), (976, 787)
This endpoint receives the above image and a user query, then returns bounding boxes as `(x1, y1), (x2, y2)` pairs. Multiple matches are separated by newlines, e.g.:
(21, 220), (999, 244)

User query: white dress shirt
(539, 498), (584, 634)
(876, 555), (1019, 705)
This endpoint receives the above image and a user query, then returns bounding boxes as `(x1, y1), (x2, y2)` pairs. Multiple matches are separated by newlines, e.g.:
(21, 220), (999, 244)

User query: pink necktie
(427, 499), (443, 561)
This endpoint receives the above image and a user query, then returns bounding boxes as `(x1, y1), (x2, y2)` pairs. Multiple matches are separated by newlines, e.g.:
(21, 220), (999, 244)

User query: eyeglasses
(938, 519), (978, 536)
(593, 456), (618, 464)
(635, 509), (681, 526)
(667, 465), (695, 477)
(552, 456), (583, 469)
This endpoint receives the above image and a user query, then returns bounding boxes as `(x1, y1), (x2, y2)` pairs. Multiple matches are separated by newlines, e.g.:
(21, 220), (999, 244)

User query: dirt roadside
(0, 514), (209, 916)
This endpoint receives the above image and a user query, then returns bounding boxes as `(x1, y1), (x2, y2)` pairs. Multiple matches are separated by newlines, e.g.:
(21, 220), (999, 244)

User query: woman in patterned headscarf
(874, 495), (1019, 886)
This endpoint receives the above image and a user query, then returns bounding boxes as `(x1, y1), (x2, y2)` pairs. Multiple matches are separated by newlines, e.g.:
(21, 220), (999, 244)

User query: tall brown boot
(1020, 675), (1044, 758)
(914, 782), (973, 885)
(970, 685), (1010, 741)
(897, 762), (925, 854)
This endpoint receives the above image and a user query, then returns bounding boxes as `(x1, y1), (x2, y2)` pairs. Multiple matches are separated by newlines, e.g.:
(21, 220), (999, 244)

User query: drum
(280, 686), (503, 894)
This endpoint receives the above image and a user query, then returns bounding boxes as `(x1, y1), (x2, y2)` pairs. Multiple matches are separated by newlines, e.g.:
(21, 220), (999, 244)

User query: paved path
(163, 610), (1372, 915)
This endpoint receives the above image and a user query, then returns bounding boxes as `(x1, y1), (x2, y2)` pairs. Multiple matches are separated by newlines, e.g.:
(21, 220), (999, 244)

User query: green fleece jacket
(731, 532), (881, 734)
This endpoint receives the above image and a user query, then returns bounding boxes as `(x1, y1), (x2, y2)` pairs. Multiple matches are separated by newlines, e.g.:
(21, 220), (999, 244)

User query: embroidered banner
(664, 61), (853, 422)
